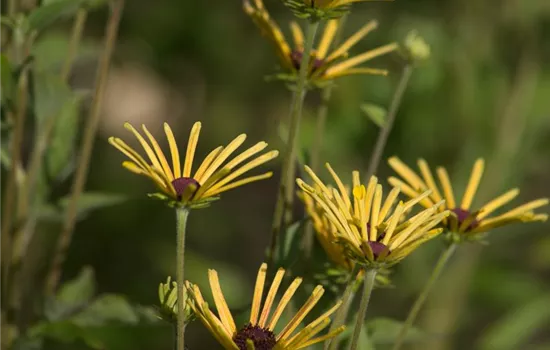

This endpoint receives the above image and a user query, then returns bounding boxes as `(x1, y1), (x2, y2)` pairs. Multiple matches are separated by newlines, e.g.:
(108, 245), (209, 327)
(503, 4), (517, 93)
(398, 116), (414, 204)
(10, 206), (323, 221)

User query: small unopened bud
(404, 30), (431, 62)
(158, 276), (193, 323)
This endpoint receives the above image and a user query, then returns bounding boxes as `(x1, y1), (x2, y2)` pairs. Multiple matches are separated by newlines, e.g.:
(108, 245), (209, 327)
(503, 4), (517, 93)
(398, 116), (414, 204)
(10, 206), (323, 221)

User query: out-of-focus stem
(1, 68), (29, 297)
(44, 0), (125, 295)
(268, 20), (319, 264)
(392, 243), (457, 350)
(348, 269), (377, 350)
(61, 8), (88, 81)
(176, 207), (189, 350)
(325, 264), (361, 350)
(364, 64), (413, 182)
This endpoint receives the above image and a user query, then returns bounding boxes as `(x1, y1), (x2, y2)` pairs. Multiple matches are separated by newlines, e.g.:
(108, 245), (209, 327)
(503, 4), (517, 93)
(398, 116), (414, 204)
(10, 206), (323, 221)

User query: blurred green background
(3, 0), (550, 349)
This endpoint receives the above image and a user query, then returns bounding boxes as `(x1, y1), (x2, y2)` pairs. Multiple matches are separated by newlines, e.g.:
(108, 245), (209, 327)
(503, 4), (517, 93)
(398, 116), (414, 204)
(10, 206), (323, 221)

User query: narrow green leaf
(46, 95), (82, 180)
(57, 266), (96, 305)
(1, 54), (15, 105)
(361, 103), (387, 128)
(33, 70), (72, 128)
(72, 294), (140, 327)
(45, 266), (96, 321)
(58, 192), (127, 216)
(477, 295), (550, 350)
(366, 318), (425, 345)
(28, 321), (104, 349)
(27, 0), (85, 32)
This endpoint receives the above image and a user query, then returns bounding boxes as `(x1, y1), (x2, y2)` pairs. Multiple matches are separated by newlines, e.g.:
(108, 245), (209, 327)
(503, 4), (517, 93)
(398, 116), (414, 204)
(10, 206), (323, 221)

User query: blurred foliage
(1, 0), (550, 349)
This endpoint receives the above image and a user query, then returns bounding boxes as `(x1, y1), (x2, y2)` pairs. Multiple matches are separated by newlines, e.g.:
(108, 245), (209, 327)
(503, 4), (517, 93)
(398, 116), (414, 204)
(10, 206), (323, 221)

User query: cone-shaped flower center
(233, 323), (277, 350)
(368, 241), (390, 259)
(290, 50), (325, 72)
(451, 208), (479, 231)
(171, 177), (200, 198)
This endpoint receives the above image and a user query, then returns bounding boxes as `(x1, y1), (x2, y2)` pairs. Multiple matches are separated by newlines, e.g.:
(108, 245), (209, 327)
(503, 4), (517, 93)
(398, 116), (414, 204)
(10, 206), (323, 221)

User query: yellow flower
(282, 0), (378, 20)
(109, 122), (278, 208)
(244, 0), (398, 86)
(388, 157), (549, 239)
(299, 186), (353, 271)
(186, 263), (344, 350)
(297, 163), (449, 268)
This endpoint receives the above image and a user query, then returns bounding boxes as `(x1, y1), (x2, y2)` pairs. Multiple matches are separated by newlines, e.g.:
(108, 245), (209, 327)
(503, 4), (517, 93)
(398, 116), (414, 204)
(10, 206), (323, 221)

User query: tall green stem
(176, 207), (190, 350)
(45, 0), (125, 295)
(61, 8), (88, 81)
(364, 64), (413, 182)
(268, 20), (319, 263)
(325, 264), (361, 350)
(391, 243), (457, 350)
(349, 269), (377, 350)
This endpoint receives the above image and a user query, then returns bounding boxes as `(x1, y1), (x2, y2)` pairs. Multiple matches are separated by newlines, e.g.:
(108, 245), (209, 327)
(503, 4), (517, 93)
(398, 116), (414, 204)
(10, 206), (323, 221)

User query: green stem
(1, 67), (29, 299)
(268, 20), (320, 263)
(391, 243), (457, 350)
(61, 8), (88, 81)
(325, 264), (361, 350)
(176, 207), (190, 350)
(349, 269), (377, 350)
(364, 64), (413, 182)
(44, 0), (125, 295)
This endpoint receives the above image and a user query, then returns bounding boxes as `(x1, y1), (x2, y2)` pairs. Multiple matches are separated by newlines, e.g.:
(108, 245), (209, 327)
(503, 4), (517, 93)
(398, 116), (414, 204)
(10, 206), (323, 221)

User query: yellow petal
(477, 188), (519, 220)
(163, 123), (181, 179)
(326, 20), (378, 62)
(204, 172), (274, 197)
(258, 268), (285, 327)
(325, 43), (398, 77)
(316, 20), (339, 59)
(436, 167), (456, 209)
(208, 269), (237, 334)
(460, 158), (484, 210)
(277, 286), (325, 342)
(183, 122), (201, 178)
(194, 146), (224, 182)
(141, 124), (175, 181)
(417, 158), (443, 202)
(124, 123), (163, 172)
(196, 134), (247, 184)
(268, 277), (302, 331)
(325, 162), (351, 209)
(290, 21), (304, 50)
(250, 263), (267, 325)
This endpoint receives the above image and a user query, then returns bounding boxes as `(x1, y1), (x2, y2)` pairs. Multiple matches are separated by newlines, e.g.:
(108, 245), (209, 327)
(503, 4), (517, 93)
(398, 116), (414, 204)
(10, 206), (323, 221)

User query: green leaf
(366, 318), (425, 345)
(27, 0), (85, 32)
(477, 295), (550, 350)
(275, 219), (306, 267)
(59, 192), (127, 217)
(28, 321), (104, 349)
(39, 193), (127, 222)
(33, 70), (72, 128)
(1, 54), (15, 105)
(72, 294), (140, 327)
(45, 95), (82, 180)
(361, 103), (387, 128)
(45, 266), (96, 320)
(57, 266), (96, 305)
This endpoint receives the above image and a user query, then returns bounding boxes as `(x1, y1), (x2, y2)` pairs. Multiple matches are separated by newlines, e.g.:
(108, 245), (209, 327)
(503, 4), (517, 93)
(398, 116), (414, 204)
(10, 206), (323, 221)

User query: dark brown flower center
(367, 241), (390, 259)
(290, 50), (325, 73)
(451, 208), (479, 231)
(233, 324), (276, 350)
(171, 177), (200, 199)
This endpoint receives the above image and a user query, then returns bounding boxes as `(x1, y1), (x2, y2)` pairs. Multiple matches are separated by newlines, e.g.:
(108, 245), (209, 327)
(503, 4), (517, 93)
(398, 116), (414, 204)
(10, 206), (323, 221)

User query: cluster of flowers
(109, 0), (548, 349)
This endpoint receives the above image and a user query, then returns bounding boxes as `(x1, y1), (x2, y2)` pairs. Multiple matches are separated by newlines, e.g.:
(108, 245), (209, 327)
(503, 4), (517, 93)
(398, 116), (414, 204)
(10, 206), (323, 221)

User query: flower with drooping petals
(388, 157), (548, 242)
(244, 0), (397, 87)
(297, 163), (449, 268)
(109, 122), (278, 208)
(186, 263), (344, 350)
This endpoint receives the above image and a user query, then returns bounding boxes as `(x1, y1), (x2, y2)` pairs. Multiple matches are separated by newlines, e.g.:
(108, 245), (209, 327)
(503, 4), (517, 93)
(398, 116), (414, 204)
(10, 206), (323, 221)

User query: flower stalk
(45, 0), (125, 295)
(269, 19), (320, 262)
(325, 264), (361, 350)
(391, 243), (457, 350)
(349, 268), (377, 350)
(364, 63), (413, 181)
(176, 207), (190, 350)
